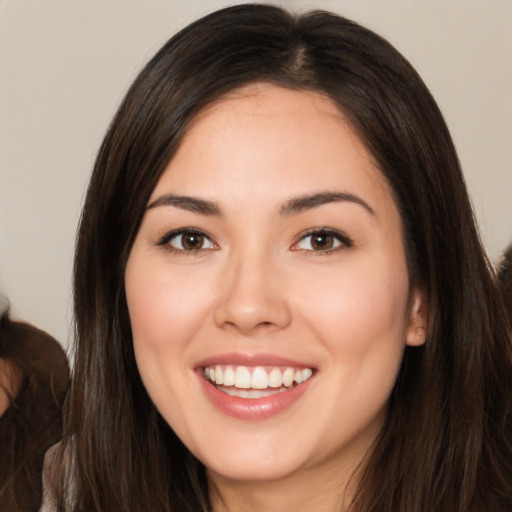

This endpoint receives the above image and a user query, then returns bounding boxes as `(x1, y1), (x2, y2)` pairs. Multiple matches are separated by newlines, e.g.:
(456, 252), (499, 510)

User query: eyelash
(156, 227), (352, 255)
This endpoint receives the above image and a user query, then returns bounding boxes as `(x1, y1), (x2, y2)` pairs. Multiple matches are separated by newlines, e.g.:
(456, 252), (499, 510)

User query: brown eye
(182, 233), (204, 250)
(310, 233), (335, 250)
(295, 230), (350, 252)
(168, 231), (215, 251)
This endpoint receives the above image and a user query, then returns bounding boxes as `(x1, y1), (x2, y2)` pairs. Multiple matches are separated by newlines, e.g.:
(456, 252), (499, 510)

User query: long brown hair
(51, 4), (512, 511)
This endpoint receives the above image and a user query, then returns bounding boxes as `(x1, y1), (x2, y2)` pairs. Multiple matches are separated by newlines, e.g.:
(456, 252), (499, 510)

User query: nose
(214, 252), (292, 335)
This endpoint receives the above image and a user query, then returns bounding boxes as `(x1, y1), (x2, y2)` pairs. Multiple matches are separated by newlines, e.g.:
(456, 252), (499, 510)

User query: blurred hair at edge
(498, 244), (512, 323)
(0, 304), (69, 511)
(48, 4), (512, 512)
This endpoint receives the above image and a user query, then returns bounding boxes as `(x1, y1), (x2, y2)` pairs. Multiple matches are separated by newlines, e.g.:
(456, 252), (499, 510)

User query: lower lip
(197, 372), (313, 421)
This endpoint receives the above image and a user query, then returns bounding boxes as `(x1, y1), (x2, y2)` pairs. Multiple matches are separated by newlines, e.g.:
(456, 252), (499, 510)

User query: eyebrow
(279, 192), (375, 216)
(146, 191), (375, 218)
(146, 194), (222, 216)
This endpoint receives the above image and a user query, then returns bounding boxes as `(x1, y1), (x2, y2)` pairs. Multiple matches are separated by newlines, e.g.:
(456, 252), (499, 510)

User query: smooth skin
(0, 359), (18, 417)
(125, 84), (426, 512)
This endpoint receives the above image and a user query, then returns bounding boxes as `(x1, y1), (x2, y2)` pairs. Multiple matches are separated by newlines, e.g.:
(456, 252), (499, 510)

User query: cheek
(297, 259), (410, 436)
(125, 257), (214, 353)
(124, 253), (202, 394)
(124, 253), (216, 426)
(297, 257), (410, 365)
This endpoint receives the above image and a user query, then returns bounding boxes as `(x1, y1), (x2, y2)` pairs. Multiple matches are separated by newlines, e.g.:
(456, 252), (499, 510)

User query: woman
(0, 303), (69, 511)
(47, 4), (512, 511)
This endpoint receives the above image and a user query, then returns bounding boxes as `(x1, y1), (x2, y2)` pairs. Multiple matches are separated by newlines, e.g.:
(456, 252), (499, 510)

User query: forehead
(196, 82), (344, 126)
(151, 84), (395, 216)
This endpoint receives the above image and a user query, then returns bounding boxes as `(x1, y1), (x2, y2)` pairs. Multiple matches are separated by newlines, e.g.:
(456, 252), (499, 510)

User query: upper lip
(195, 352), (315, 369)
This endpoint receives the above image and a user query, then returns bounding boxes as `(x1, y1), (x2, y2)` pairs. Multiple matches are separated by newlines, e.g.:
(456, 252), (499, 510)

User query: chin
(204, 455), (304, 483)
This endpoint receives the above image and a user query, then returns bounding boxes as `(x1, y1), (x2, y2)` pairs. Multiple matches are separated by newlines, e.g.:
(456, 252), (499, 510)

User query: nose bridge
(214, 243), (291, 334)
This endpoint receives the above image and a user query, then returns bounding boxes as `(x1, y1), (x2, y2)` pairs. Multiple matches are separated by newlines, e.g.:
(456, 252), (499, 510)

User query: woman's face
(125, 84), (425, 486)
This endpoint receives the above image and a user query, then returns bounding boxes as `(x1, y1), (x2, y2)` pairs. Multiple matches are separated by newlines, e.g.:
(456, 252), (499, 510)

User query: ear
(405, 287), (427, 346)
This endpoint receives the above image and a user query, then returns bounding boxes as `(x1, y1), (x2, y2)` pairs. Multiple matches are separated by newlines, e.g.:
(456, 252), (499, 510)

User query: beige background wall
(1, 0), (511, 348)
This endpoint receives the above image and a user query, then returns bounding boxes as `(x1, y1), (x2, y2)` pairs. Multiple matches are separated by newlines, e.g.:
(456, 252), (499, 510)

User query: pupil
(183, 233), (202, 250)
(312, 234), (332, 250)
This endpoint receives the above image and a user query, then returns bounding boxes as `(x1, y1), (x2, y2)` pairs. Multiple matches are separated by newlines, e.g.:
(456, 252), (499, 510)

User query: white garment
(39, 442), (75, 512)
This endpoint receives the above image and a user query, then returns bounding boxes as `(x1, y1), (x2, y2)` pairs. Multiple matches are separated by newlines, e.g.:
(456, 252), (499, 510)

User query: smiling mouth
(202, 365), (314, 399)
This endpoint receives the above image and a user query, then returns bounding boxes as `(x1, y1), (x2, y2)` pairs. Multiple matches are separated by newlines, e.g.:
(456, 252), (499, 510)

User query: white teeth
(302, 368), (313, 381)
(251, 367), (269, 389)
(282, 368), (294, 387)
(234, 366), (251, 389)
(203, 364), (314, 391)
(223, 366), (235, 386)
(268, 368), (283, 388)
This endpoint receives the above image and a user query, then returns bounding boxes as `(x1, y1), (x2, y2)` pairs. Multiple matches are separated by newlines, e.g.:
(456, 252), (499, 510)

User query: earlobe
(406, 288), (427, 346)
